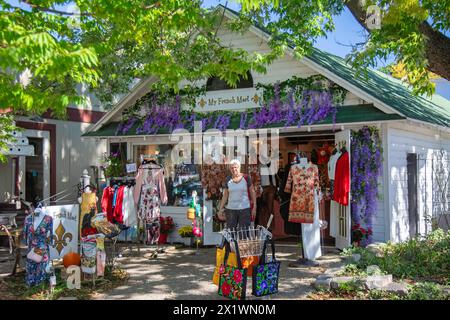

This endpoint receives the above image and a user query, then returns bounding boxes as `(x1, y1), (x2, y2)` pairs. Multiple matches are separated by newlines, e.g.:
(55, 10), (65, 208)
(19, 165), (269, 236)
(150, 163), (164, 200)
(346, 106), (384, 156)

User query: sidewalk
(92, 243), (345, 300)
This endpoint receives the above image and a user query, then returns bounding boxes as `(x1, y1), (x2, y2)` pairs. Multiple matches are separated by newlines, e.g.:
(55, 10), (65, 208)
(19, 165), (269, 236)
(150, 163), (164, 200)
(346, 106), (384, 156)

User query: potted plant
(178, 225), (194, 246)
(101, 152), (125, 178)
(351, 223), (373, 247)
(158, 216), (175, 244)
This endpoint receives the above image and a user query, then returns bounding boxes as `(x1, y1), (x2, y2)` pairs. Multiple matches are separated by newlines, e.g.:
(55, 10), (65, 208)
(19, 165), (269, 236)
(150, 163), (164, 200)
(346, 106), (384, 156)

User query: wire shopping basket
(220, 225), (272, 258)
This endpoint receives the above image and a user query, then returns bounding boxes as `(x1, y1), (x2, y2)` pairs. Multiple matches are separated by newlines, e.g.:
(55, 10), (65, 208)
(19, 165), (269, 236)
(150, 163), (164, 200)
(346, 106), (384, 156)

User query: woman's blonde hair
(229, 159), (241, 167)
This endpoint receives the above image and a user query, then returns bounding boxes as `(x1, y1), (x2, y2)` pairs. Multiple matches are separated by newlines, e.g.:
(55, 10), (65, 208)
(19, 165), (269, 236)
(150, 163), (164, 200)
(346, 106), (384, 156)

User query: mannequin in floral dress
(23, 208), (53, 287)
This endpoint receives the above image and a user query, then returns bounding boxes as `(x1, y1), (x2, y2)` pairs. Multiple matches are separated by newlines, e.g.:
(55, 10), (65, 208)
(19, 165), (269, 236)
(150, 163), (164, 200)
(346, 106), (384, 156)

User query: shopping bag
(252, 238), (281, 297)
(218, 239), (247, 300)
(212, 246), (237, 285)
(213, 247), (259, 285)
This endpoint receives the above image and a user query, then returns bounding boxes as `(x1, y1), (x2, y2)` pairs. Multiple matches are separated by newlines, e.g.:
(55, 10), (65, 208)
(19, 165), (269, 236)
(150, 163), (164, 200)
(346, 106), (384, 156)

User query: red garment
(332, 151), (350, 206)
(113, 185), (125, 224)
(317, 144), (331, 165)
(101, 186), (114, 222)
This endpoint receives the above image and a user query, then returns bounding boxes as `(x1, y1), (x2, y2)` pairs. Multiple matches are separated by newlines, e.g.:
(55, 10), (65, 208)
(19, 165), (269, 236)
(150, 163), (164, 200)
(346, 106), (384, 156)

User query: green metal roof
(222, 5), (450, 128)
(83, 104), (404, 137)
(307, 48), (450, 128)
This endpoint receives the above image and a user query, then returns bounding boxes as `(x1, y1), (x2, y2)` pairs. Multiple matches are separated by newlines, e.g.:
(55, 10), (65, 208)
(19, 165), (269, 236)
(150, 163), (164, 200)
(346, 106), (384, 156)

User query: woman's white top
(226, 177), (250, 210)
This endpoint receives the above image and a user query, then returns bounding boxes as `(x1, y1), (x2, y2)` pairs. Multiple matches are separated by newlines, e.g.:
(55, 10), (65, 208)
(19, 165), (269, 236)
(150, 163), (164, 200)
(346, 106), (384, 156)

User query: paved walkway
(92, 243), (345, 300)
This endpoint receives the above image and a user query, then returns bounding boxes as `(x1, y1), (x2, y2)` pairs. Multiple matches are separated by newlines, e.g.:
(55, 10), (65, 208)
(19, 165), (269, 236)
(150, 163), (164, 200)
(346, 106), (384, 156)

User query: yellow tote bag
(212, 247), (259, 285)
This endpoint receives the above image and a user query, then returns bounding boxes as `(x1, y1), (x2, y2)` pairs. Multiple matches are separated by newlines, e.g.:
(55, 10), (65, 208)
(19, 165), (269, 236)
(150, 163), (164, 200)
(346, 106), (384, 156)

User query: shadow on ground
(92, 243), (345, 300)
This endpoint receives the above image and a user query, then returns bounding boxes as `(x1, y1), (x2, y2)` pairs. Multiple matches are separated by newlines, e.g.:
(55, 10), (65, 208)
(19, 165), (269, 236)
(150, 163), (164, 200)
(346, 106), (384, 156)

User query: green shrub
(341, 230), (450, 283)
(406, 282), (448, 300)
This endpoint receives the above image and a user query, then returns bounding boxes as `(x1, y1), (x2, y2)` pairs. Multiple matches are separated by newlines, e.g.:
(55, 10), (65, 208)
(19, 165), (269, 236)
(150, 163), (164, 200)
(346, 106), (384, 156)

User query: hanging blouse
(284, 163), (320, 224)
(333, 151), (350, 206)
(101, 186), (114, 220)
(112, 185), (125, 224)
(201, 163), (229, 200)
(327, 151), (341, 181)
(248, 164), (262, 197)
(122, 186), (137, 227)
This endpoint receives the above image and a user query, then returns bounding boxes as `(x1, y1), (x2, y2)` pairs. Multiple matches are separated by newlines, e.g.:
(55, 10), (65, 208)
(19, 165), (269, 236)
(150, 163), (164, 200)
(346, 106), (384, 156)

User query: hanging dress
(24, 213), (53, 287)
(134, 164), (168, 244)
(284, 163), (320, 224)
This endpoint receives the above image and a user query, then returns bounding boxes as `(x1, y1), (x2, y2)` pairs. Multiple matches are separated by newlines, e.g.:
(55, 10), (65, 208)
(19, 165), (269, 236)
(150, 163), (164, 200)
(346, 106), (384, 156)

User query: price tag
(126, 163), (137, 173)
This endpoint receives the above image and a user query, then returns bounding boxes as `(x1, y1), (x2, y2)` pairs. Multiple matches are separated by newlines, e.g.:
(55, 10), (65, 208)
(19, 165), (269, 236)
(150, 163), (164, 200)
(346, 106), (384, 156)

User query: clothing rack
(140, 153), (165, 164)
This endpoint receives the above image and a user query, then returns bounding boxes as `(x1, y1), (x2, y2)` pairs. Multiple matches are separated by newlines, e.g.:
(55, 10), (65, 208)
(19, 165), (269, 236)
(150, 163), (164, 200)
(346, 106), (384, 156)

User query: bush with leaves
(341, 229), (450, 283)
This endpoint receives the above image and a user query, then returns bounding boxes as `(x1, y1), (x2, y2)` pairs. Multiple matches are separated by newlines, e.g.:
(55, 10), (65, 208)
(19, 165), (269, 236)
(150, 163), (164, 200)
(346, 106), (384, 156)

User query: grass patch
(1, 266), (129, 300)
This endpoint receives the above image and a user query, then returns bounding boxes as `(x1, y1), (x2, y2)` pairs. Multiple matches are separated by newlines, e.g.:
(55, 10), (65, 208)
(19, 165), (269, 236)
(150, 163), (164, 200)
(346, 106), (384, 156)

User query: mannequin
(284, 157), (321, 267)
(24, 206), (53, 286)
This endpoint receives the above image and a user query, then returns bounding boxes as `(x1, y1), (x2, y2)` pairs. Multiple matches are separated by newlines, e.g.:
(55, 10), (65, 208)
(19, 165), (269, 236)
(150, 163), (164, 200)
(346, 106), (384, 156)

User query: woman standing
(218, 159), (257, 230)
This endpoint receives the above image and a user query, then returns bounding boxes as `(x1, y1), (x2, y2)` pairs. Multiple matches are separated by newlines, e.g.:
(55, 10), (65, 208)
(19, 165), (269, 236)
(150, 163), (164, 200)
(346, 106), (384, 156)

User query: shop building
(83, 7), (450, 249)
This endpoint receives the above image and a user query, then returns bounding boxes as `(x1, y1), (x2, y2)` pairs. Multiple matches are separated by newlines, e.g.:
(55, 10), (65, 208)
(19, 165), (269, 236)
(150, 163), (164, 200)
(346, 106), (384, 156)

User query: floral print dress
(284, 164), (320, 224)
(24, 214), (53, 287)
(134, 164), (168, 245)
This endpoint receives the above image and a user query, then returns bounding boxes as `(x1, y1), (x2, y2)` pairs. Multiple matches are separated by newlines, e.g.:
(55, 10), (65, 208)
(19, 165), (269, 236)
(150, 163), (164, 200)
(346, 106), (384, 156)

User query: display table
(0, 227), (23, 275)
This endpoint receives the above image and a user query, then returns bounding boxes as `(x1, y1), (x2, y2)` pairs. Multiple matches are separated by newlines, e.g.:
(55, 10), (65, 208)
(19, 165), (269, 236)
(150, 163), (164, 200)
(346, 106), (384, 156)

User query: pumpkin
(63, 252), (81, 268)
(187, 208), (195, 220)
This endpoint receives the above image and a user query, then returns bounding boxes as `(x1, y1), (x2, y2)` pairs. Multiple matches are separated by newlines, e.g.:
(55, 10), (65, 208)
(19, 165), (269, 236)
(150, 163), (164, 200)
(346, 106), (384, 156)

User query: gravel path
(92, 243), (345, 300)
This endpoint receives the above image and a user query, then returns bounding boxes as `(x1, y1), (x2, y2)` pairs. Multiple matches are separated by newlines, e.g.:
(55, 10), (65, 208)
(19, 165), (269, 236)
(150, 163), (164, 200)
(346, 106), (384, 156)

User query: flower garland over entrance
(115, 75), (347, 135)
(350, 126), (383, 246)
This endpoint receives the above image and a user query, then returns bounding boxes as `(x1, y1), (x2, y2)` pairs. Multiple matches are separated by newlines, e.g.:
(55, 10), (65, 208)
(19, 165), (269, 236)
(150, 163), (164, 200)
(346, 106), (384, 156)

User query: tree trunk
(345, 0), (450, 81)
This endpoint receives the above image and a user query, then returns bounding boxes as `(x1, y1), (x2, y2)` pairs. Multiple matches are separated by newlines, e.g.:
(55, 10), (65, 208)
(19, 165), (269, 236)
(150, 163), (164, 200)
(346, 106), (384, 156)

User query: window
(133, 143), (203, 207)
(206, 71), (253, 91)
(110, 142), (127, 160)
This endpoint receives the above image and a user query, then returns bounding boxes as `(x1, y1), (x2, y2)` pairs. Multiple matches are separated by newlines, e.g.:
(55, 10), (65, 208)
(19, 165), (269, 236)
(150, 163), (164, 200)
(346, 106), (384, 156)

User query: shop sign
(126, 163), (137, 173)
(46, 204), (79, 260)
(192, 88), (262, 112)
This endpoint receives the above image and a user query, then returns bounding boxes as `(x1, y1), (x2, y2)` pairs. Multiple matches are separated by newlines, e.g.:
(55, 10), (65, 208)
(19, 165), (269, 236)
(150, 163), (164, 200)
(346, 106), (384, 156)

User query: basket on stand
(220, 225), (272, 258)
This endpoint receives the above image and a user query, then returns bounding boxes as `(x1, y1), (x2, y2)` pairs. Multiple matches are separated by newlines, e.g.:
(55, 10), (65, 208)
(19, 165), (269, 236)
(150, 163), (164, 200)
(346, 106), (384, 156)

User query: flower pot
(158, 233), (168, 244)
(181, 237), (193, 247)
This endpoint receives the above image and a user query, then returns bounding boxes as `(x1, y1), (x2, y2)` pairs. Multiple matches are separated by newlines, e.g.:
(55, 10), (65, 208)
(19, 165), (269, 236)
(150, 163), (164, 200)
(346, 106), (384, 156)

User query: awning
(83, 104), (405, 138)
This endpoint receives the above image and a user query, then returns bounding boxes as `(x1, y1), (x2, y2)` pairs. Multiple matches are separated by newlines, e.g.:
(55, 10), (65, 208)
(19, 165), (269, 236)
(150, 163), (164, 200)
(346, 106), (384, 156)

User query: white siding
(5, 117), (108, 203)
(49, 119), (107, 201)
(387, 124), (450, 243)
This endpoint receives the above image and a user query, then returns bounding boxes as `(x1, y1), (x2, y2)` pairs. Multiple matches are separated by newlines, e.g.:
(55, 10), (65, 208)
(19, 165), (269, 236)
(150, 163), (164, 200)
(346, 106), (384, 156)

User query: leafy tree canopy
(0, 0), (448, 161)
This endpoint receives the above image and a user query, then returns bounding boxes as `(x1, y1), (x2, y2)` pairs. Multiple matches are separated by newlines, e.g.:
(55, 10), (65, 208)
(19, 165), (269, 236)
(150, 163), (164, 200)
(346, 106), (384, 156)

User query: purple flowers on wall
(351, 126), (383, 246)
(116, 79), (343, 135)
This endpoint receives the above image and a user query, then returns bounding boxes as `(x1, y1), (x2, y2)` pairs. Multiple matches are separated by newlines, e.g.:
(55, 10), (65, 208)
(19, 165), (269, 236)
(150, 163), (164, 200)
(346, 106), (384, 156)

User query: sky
(203, 0), (450, 99)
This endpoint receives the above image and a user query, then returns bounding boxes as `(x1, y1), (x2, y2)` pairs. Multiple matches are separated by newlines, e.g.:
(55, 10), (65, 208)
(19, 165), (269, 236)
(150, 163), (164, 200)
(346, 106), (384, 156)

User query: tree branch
(345, 0), (450, 81)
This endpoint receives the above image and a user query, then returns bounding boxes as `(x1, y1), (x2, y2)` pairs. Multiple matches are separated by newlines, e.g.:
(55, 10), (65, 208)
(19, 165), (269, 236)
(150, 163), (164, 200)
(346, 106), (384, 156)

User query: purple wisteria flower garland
(350, 126), (383, 246)
(116, 76), (346, 135)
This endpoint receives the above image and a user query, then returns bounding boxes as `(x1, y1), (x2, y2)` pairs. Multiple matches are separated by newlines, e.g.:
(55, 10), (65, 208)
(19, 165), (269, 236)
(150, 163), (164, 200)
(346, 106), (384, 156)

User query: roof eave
(86, 76), (158, 134)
